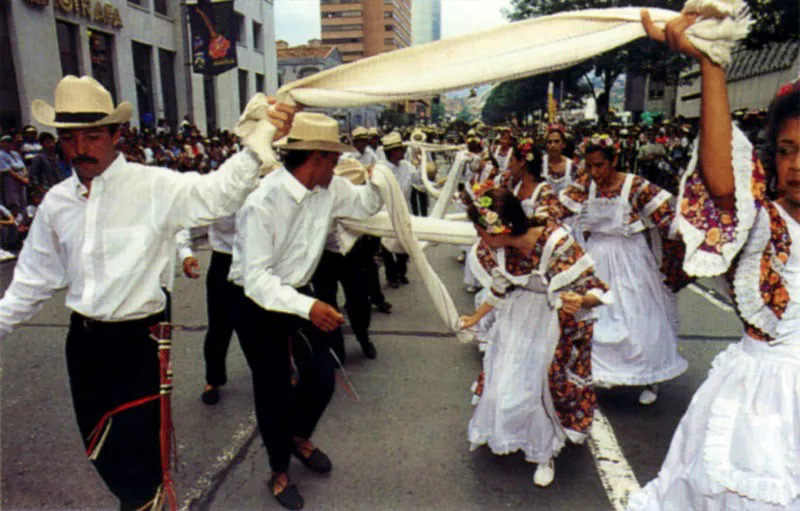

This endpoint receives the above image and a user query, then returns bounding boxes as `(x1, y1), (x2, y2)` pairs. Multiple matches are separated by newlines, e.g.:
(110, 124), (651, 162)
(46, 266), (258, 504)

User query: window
(322, 37), (363, 44)
(88, 29), (117, 102)
(234, 12), (246, 46)
(342, 50), (363, 56)
(154, 0), (168, 16)
(383, 11), (394, 19)
(322, 24), (362, 32)
(0, 5), (21, 131)
(128, 0), (146, 6)
(203, 75), (216, 132)
(320, 0), (362, 4)
(322, 10), (361, 18)
(56, 20), (80, 76)
(252, 21), (263, 52)
(159, 49), (178, 130)
(132, 42), (154, 127)
(255, 73), (265, 93)
(238, 69), (248, 112)
(298, 67), (319, 79)
(384, 37), (396, 45)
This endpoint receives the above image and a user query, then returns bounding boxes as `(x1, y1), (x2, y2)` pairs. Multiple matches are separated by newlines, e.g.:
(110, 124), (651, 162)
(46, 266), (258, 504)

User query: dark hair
(39, 132), (56, 144)
(584, 143), (615, 162)
(467, 139), (482, 153)
(546, 129), (566, 144)
(466, 188), (529, 236)
(764, 85), (800, 199)
(282, 150), (314, 171)
(510, 145), (543, 181)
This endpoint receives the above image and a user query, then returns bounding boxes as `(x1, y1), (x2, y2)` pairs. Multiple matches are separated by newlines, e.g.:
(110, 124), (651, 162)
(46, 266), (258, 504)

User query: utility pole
(180, 1), (196, 126)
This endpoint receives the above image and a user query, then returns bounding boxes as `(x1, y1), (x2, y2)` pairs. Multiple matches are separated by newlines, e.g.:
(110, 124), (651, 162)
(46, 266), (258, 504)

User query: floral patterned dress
(560, 172), (687, 387)
(628, 127), (800, 511)
(468, 220), (611, 462)
(472, 181), (566, 352)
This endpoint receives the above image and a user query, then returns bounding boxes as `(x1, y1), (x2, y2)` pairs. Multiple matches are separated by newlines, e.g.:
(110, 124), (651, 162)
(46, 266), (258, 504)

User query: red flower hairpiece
(777, 79), (800, 97)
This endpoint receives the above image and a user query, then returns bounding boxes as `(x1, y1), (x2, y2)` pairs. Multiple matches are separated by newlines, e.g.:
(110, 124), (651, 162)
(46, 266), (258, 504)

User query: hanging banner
(188, 1), (237, 76)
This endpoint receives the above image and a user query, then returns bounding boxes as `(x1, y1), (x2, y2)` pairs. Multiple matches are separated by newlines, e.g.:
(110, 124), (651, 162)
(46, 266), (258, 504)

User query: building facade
(411, 0), (441, 45)
(1, 0), (277, 134)
(320, 0), (411, 64)
(675, 41), (799, 118)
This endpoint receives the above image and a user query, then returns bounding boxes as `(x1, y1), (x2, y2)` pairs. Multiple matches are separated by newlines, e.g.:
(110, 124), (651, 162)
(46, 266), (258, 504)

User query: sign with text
(188, 1), (237, 76)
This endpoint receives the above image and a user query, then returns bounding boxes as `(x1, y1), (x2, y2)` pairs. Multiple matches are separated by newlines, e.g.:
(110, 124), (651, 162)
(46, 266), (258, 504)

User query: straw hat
(410, 129), (427, 143)
(32, 75), (132, 128)
(381, 132), (406, 152)
(334, 158), (368, 185)
(275, 112), (355, 153)
(352, 126), (369, 140)
(367, 127), (381, 138)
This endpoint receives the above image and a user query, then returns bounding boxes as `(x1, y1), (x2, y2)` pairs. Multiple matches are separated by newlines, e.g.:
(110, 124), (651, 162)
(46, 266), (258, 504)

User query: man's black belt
(70, 312), (165, 332)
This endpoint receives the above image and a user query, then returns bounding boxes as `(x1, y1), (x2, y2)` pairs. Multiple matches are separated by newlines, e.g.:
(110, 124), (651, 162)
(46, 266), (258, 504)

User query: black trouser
(65, 313), (163, 510)
(204, 251), (235, 387)
(410, 188), (428, 216)
(311, 248), (372, 362)
(381, 248), (409, 283)
(362, 236), (387, 305)
(229, 284), (336, 474)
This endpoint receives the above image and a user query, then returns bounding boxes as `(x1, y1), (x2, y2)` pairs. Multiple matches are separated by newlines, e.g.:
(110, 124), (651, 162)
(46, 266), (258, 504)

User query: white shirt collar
(279, 167), (313, 204)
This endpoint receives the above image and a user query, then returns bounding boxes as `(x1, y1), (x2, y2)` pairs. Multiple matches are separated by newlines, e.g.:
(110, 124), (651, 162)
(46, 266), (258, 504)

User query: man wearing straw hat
(227, 112), (382, 510)
(0, 75), (296, 510)
(341, 126), (376, 169)
(377, 132), (416, 288)
(310, 157), (379, 363)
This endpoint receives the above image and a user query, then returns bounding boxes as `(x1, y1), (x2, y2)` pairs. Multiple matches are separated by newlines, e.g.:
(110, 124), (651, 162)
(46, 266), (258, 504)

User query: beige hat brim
(32, 99), (133, 128)
(275, 138), (356, 153)
(383, 142), (407, 152)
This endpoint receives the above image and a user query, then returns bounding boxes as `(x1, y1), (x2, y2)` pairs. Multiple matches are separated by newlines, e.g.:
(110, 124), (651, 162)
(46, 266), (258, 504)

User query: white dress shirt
(228, 166), (382, 319)
(0, 150), (261, 336)
(340, 147), (376, 168)
(208, 214), (236, 255)
(380, 159), (418, 204)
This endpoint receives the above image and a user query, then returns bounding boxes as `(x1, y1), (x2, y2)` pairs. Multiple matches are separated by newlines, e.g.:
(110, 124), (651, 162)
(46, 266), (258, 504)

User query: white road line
(178, 413), (258, 511)
(687, 283), (736, 313)
(588, 408), (641, 511)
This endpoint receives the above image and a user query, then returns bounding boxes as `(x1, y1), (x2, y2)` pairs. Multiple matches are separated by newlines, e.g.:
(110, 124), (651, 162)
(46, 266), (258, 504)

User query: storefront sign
(53, 0), (123, 28)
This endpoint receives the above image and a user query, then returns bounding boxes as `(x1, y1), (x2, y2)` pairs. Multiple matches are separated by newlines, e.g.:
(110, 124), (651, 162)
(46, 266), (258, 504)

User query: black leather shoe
(398, 275), (410, 285)
(388, 280), (400, 289)
(293, 445), (332, 474)
(200, 387), (220, 405)
(268, 474), (304, 510)
(373, 301), (393, 313)
(361, 341), (377, 360)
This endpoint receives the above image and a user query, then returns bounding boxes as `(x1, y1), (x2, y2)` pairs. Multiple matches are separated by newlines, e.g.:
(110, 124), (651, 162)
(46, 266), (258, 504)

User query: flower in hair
(471, 184), (512, 235)
(777, 79), (800, 97)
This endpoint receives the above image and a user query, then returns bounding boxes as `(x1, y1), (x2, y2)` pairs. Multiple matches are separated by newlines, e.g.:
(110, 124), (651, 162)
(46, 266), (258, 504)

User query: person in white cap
(227, 112), (382, 510)
(0, 75), (295, 510)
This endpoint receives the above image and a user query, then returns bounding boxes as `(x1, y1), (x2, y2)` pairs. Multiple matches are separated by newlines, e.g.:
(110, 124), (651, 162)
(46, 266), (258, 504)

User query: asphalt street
(0, 238), (742, 511)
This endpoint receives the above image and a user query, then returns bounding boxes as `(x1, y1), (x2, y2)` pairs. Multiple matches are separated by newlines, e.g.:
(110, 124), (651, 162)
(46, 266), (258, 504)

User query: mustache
(72, 155), (99, 164)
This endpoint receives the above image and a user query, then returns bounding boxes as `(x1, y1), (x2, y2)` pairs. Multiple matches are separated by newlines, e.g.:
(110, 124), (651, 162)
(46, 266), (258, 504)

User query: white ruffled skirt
(473, 288), (497, 353)
(468, 288), (564, 463)
(587, 232), (687, 386)
(628, 335), (800, 510)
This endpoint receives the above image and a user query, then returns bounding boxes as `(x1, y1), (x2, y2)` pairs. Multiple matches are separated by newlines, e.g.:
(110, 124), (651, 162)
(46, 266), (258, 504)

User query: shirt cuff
(292, 294), (317, 320)
(178, 247), (194, 262)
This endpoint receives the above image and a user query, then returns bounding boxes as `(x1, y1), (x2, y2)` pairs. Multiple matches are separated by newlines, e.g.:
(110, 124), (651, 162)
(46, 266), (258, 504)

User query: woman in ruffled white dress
(628, 11), (800, 511)
(542, 126), (577, 196)
(471, 143), (566, 352)
(460, 186), (611, 488)
(559, 134), (687, 405)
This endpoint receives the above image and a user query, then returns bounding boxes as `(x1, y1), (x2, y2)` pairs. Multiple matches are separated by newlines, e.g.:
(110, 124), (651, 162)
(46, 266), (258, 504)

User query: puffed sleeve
(559, 172), (590, 218)
(674, 125), (766, 277)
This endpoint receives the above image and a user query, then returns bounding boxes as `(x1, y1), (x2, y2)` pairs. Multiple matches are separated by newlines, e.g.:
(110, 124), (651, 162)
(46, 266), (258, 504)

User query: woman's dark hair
(466, 188), (529, 236)
(764, 84), (800, 199)
(467, 139), (482, 153)
(584, 143), (616, 162)
(511, 145), (543, 181)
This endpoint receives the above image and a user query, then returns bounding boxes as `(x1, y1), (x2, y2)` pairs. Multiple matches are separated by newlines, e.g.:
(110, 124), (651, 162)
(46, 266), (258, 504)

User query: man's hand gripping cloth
(235, 0), (750, 336)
